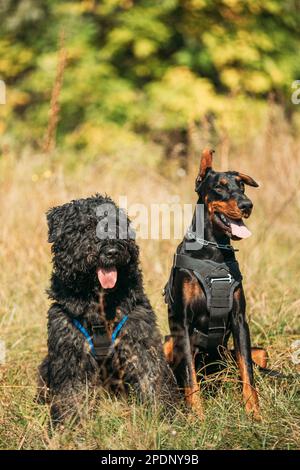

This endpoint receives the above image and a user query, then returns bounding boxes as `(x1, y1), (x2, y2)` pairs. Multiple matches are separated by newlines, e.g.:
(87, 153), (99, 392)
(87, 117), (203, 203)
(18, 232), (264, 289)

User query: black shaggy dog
(38, 194), (175, 422)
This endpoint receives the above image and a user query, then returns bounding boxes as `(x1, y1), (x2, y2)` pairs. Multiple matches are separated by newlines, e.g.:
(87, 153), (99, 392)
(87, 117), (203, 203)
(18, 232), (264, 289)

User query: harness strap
(170, 253), (242, 352)
(72, 315), (128, 361)
(72, 318), (96, 356)
(111, 315), (128, 343)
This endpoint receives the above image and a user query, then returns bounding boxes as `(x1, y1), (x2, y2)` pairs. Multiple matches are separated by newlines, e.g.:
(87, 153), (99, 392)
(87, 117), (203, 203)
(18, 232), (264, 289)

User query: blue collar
(72, 315), (128, 357)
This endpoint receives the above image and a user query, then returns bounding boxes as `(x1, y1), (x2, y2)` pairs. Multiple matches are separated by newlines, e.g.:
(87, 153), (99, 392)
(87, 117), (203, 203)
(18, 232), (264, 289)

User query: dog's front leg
(169, 306), (204, 419)
(231, 287), (261, 420)
(50, 384), (87, 425)
(43, 307), (98, 425)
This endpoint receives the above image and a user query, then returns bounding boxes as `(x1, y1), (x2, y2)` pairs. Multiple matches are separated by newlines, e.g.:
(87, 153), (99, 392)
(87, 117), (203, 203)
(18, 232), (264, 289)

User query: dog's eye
(215, 186), (224, 193)
(240, 182), (245, 192)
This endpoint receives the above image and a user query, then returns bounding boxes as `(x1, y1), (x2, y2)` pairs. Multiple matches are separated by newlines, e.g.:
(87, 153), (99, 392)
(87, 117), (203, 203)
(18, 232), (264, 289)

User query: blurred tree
(0, 0), (299, 152)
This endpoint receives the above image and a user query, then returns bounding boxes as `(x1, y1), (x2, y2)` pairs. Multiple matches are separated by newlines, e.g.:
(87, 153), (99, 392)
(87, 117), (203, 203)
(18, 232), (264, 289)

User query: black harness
(165, 252), (242, 352)
(72, 315), (128, 362)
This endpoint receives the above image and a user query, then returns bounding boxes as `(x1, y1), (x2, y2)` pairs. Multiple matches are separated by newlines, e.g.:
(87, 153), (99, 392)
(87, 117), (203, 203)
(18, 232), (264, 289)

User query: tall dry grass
(0, 106), (299, 449)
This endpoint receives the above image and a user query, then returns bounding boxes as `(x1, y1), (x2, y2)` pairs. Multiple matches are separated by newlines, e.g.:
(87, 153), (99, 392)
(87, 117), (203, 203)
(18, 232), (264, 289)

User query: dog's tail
(253, 362), (300, 380)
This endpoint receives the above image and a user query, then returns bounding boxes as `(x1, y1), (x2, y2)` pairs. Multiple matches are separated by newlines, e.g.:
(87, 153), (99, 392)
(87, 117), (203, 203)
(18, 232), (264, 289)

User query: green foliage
(0, 0), (299, 153)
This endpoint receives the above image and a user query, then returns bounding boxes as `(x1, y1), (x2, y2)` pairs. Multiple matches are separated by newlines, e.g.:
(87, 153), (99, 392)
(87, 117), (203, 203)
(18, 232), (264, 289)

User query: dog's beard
(97, 267), (118, 289)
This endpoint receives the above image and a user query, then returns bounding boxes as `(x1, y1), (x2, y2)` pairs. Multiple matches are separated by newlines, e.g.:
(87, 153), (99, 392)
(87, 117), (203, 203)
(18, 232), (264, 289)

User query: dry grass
(0, 109), (300, 449)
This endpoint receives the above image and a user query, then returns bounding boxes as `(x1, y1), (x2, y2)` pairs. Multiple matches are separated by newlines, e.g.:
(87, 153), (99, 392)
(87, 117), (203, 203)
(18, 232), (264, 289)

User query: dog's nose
(238, 199), (253, 213)
(106, 247), (118, 258)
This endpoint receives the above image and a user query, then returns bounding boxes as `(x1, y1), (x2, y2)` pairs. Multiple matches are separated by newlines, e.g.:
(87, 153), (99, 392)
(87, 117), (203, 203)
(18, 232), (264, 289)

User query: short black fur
(164, 149), (262, 419)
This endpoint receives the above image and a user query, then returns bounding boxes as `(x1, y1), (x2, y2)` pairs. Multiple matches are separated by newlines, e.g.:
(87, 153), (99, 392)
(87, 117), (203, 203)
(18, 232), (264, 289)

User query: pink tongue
(229, 219), (252, 239)
(97, 267), (117, 289)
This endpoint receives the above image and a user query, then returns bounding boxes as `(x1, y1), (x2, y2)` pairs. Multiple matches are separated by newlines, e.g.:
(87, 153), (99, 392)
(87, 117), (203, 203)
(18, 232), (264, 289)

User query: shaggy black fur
(38, 194), (175, 422)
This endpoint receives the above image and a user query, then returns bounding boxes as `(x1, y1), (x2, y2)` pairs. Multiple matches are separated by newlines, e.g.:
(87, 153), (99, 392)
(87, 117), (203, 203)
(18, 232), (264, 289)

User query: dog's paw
(185, 388), (205, 420)
(245, 392), (262, 422)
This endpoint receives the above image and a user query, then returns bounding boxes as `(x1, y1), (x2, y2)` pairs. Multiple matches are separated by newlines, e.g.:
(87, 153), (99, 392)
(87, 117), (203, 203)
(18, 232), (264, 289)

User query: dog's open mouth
(97, 267), (118, 289)
(214, 212), (252, 240)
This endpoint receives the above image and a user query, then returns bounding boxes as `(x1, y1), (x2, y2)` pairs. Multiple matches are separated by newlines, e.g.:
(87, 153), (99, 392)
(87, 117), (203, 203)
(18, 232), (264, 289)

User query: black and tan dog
(164, 149), (266, 420)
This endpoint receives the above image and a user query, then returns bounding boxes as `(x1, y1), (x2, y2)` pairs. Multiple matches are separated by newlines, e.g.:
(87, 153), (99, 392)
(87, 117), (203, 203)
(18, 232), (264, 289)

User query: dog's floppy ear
(238, 173), (259, 188)
(197, 148), (214, 183)
(46, 205), (64, 243)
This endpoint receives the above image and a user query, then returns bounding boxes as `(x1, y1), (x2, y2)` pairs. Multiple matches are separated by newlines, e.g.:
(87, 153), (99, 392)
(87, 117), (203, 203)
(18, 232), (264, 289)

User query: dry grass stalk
(0, 107), (300, 449)
(43, 31), (67, 155)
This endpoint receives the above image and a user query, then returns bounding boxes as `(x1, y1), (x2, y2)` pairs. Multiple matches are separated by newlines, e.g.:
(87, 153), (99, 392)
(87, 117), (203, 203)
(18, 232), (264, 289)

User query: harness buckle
(92, 325), (112, 360)
(210, 273), (232, 284)
(209, 326), (226, 332)
(92, 324), (107, 336)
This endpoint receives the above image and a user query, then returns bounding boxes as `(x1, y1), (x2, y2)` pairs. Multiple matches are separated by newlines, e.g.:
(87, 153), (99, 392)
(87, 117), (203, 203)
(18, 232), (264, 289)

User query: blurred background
(0, 0), (300, 450)
(1, 0), (300, 157)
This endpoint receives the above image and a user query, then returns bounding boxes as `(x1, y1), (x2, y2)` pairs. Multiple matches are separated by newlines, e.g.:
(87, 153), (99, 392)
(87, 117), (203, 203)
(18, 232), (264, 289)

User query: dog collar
(72, 315), (128, 360)
(186, 228), (238, 252)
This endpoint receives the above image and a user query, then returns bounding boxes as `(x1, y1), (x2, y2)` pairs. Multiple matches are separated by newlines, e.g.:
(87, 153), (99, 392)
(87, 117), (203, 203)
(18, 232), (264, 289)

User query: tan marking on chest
(183, 278), (203, 304)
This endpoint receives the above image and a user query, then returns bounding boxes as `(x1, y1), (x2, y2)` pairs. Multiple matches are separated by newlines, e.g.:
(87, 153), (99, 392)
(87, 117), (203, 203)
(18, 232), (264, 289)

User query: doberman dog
(164, 149), (266, 420)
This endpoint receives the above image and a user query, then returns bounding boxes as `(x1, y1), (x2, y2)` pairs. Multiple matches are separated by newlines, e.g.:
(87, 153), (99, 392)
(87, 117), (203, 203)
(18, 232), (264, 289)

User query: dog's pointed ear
(238, 173), (259, 188)
(195, 148), (214, 187)
(46, 206), (63, 243)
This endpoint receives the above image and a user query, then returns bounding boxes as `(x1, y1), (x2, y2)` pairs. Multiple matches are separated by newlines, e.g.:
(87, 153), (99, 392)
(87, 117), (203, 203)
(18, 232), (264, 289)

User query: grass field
(0, 109), (300, 450)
